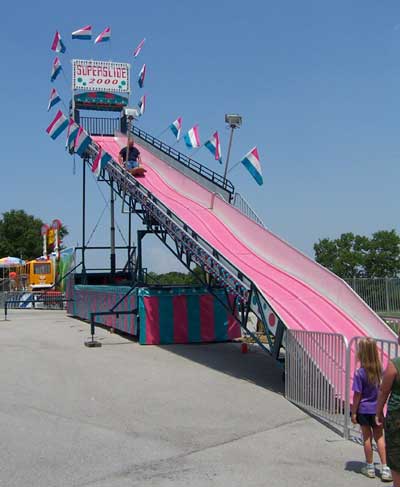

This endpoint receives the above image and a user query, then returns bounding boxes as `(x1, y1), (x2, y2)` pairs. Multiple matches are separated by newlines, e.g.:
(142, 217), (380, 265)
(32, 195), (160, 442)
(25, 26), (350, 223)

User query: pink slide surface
(94, 135), (395, 343)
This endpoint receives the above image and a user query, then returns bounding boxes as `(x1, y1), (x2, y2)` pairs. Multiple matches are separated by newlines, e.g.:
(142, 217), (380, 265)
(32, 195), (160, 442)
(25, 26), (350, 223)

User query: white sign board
(72, 59), (130, 93)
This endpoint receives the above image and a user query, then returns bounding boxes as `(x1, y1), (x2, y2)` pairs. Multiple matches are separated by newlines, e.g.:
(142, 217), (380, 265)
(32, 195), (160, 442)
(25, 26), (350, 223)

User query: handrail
(232, 193), (265, 228)
(128, 125), (235, 197)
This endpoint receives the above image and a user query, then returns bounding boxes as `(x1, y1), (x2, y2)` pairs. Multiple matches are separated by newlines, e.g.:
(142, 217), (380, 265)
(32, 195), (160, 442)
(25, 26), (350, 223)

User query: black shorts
(357, 413), (377, 427)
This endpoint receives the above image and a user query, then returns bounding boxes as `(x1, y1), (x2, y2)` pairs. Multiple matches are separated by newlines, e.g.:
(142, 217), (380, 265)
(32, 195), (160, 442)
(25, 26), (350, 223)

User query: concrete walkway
(0, 310), (379, 486)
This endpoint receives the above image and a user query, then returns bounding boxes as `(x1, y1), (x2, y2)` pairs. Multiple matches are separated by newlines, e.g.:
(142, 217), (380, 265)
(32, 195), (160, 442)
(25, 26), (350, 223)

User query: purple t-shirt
(352, 367), (379, 414)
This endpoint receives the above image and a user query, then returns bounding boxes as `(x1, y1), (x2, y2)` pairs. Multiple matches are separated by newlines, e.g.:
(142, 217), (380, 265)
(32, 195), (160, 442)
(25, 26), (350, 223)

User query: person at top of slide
(118, 138), (142, 171)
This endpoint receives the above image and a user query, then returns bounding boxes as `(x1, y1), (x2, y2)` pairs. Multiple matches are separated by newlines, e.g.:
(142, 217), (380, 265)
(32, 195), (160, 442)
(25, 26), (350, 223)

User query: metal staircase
(85, 138), (286, 359)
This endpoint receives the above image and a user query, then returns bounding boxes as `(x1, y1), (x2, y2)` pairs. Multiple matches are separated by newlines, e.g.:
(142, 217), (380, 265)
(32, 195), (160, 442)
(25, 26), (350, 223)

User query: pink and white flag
(47, 88), (61, 111)
(184, 125), (201, 148)
(94, 27), (111, 44)
(169, 117), (182, 140)
(204, 131), (222, 162)
(240, 147), (263, 185)
(51, 57), (62, 82)
(92, 148), (112, 177)
(72, 25), (92, 40)
(46, 110), (69, 140)
(51, 31), (66, 53)
(133, 38), (146, 58)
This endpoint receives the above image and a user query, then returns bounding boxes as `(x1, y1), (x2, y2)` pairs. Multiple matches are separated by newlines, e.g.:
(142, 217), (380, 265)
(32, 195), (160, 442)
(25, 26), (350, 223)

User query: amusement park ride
(45, 36), (395, 357)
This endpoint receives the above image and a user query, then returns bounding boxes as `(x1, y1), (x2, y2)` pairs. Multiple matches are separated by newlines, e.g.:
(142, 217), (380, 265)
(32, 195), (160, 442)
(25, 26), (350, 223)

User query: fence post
(385, 277), (390, 313)
(344, 338), (351, 440)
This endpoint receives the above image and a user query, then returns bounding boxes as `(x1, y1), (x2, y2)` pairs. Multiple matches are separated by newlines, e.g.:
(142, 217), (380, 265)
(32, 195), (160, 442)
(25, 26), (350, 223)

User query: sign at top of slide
(72, 59), (130, 93)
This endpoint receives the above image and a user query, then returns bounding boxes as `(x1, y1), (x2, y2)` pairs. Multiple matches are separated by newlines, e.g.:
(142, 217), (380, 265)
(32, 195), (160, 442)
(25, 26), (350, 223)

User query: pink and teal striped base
(66, 281), (241, 345)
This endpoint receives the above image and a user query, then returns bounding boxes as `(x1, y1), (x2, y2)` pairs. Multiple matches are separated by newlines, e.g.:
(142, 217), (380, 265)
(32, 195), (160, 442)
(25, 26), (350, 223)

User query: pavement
(0, 309), (384, 487)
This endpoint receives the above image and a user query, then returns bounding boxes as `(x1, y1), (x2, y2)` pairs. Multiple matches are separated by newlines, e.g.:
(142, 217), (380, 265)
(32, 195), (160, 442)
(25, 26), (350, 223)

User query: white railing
(232, 193), (265, 228)
(285, 330), (399, 439)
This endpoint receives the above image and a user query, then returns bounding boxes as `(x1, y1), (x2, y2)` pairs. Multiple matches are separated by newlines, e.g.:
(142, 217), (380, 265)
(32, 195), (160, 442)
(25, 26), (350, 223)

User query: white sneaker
(361, 465), (376, 478)
(381, 466), (392, 482)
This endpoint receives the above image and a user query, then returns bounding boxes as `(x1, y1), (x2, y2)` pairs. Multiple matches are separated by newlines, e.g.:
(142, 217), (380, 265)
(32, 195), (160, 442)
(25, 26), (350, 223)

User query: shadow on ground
(158, 342), (285, 395)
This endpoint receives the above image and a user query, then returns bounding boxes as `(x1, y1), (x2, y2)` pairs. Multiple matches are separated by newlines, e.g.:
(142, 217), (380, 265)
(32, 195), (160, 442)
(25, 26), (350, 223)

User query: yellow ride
(24, 259), (56, 291)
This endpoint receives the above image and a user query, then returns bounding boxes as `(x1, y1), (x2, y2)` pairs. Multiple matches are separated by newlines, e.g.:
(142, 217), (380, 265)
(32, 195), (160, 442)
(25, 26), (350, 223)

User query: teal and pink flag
(184, 125), (201, 148)
(240, 147), (263, 185)
(65, 118), (79, 152)
(74, 127), (91, 156)
(51, 57), (62, 82)
(138, 95), (146, 116)
(170, 117), (182, 140)
(72, 25), (92, 40)
(46, 110), (68, 140)
(204, 131), (222, 163)
(51, 31), (66, 53)
(94, 27), (111, 44)
(92, 147), (112, 177)
(138, 64), (146, 88)
(47, 88), (61, 111)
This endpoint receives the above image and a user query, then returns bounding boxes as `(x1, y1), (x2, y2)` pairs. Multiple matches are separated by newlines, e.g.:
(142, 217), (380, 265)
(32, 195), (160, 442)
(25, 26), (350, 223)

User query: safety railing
(128, 125), (235, 197)
(232, 193), (265, 227)
(285, 330), (399, 439)
(80, 116), (120, 136)
(285, 330), (348, 435)
(344, 277), (400, 313)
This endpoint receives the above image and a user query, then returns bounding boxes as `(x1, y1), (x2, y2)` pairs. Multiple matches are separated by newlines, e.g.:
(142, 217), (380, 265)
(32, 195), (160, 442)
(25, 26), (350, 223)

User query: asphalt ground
(0, 310), (383, 486)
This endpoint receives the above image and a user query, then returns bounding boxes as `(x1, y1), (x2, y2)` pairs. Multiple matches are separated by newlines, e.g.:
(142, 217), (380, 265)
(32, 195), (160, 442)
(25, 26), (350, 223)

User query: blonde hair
(357, 338), (382, 385)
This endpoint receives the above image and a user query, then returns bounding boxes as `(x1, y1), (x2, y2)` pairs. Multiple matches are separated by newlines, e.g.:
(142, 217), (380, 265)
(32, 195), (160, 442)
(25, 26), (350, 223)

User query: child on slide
(118, 138), (146, 177)
(351, 337), (392, 481)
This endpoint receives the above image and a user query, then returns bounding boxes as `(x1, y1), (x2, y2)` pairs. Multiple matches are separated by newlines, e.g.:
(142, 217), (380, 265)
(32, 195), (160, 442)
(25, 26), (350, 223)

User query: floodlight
(225, 114), (242, 128)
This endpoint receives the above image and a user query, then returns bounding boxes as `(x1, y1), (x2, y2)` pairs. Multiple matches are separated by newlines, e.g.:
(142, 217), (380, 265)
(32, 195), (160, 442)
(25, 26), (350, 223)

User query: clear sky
(1, 1), (400, 273)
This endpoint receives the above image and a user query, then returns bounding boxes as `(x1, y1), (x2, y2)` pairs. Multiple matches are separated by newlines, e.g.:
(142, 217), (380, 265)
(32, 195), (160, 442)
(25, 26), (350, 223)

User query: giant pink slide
(94, 135), (395, 343)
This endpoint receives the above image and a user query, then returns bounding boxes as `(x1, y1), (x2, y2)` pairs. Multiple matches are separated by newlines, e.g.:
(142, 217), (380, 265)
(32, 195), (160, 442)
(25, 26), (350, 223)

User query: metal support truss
(82, 144), (285, 359)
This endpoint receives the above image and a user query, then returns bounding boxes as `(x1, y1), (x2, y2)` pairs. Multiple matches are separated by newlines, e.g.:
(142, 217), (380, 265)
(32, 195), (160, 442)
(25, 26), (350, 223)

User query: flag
(138, 95), (146, 116)
(204, 131), (222, 163)
(133, 38), (146, 58)
(240, 147), (263, 186)
(169, 117), (182, 141)
(92, 148), (112, 177)
(138, 64), (146, 88)
(47, 88), (61, 111)
(66, 118), (79, 152)
(184, 125), (201, 148)
(74, 127), (92, 156)
(51, 31), (66, 53)
(51, 57), (62, 82)
(94, 27), (111, 44)
(72, 25), (92, 40)
(46, 110), (69, 140)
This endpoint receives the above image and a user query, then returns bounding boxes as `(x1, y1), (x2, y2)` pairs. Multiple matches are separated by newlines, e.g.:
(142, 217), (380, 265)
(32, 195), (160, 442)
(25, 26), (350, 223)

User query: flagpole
(223, 126), (235, 180)
(223, 114), (242, 181)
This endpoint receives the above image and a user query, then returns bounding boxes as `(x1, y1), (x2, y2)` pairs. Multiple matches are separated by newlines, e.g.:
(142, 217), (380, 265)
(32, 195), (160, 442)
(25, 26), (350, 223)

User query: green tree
(0, 210), (69, 261)
(314, 230), (400, 278)
(364, 230), (400, 277)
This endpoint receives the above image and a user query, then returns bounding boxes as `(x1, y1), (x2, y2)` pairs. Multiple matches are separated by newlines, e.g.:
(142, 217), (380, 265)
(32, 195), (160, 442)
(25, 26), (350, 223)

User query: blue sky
(1, 1), (400, 272)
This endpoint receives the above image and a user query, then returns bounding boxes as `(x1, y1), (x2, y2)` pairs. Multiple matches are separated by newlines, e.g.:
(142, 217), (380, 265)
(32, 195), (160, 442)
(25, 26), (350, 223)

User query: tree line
(314, 230), (400, 279)
(0, 210), (68, 260)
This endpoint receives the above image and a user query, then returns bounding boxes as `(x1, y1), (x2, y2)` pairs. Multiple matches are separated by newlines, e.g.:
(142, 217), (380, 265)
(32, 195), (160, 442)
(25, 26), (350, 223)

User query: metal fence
(345, 277), (400, 313)
(80, 116), (120, 136)
(232, 193), (265, 228)
(0, 291), (66, 310)
(285, 330), (399, 439)
(285, 331), (348, 434)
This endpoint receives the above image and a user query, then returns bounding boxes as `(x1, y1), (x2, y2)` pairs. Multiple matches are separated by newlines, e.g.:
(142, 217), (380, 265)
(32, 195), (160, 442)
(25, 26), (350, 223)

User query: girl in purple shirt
(351, 337), (392, 481)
